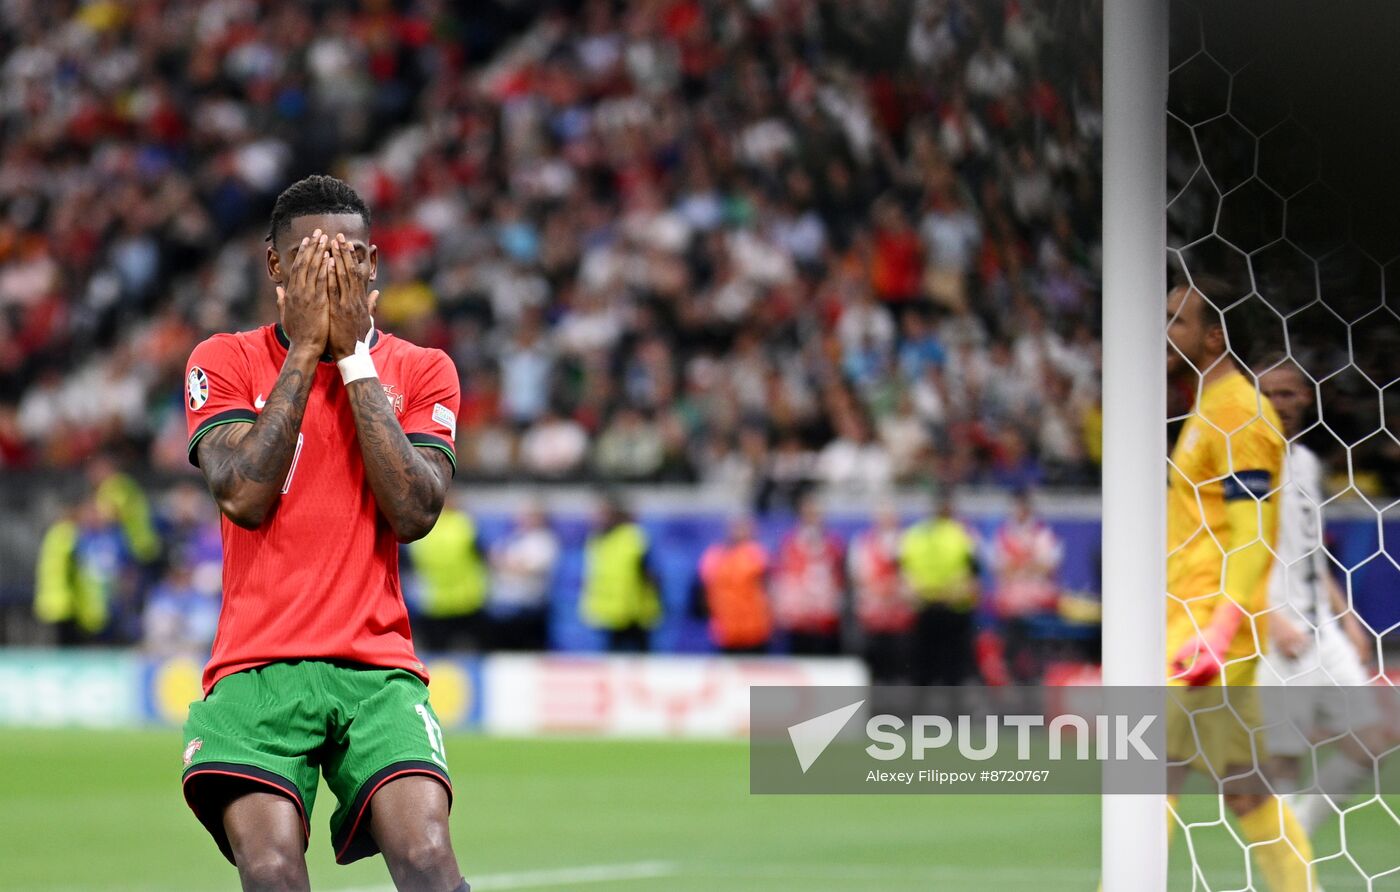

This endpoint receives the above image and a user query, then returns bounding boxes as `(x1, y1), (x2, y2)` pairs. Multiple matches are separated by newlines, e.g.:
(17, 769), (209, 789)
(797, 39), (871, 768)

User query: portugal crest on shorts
(187, 367), (209, 410)
(182, 737), (203, 767)
(382, 383), (404, 415)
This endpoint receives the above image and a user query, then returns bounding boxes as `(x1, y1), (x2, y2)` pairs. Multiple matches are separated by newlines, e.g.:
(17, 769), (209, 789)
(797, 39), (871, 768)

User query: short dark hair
(1170, 272), (1233, 328)
(267, 175), (370, 245)
(1252, 351), (1307, 382)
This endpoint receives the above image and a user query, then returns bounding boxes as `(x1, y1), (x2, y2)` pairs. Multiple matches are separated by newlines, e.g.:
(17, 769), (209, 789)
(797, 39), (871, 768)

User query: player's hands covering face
(276, 229), (331, 353)
(327, 233), (378, 362)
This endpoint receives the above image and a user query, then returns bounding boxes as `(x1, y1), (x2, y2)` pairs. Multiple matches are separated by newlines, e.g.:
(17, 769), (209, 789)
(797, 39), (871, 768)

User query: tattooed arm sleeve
(345, 380), (453, 542)
(186, 336), (321, 529)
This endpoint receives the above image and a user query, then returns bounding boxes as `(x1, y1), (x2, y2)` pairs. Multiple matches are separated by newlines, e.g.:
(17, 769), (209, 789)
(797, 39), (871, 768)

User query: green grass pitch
(1, 729), (1398, 890)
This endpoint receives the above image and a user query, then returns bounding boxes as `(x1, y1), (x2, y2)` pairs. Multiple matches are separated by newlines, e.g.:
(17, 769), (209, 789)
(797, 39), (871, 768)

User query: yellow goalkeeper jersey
(1167, 369), (1285, 682)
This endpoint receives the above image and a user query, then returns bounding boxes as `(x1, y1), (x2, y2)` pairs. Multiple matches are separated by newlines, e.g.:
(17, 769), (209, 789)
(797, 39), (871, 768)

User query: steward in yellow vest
(407, 502), (488, 652)
(580, 498), (661, 652)
(33, 499), (111, 643)
(900, 515), (979, 612)
(90, 460), (161, 564)
(899, 493), (981, 685)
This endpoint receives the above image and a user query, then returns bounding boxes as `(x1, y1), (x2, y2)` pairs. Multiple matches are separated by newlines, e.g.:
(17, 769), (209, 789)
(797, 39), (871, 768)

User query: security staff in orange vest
(697, 514), (772, 654)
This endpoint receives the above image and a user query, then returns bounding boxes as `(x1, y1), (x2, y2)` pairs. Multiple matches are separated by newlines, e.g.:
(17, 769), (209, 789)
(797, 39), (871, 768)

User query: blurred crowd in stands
(0, 0), (1108, 492)
(31, 464), (1089, 685)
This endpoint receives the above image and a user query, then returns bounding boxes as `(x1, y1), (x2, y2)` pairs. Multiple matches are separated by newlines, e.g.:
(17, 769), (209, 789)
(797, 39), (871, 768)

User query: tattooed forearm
(209, 371), (307, 487)
(197, 348), (319, 528)
(345, 378), (450, 542)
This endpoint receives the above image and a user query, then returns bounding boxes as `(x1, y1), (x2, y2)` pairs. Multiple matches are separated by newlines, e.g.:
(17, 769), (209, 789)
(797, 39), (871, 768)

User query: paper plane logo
(787, 700), (865, 773)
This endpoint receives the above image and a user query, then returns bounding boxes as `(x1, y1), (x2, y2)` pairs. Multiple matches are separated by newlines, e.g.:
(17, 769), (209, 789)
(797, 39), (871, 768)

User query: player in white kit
(1257, 359), (1386, 832)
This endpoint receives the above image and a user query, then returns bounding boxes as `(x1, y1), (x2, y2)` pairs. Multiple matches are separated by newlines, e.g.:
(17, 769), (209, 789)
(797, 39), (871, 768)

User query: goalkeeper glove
(1171, 603), (1244, 686)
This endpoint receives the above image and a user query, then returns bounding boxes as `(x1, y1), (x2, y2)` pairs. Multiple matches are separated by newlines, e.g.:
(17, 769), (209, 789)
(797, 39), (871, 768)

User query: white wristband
(337, 322), (377, 384)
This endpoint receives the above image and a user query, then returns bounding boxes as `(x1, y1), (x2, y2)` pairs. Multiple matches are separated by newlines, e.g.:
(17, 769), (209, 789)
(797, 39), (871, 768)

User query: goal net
(1160, 1), (1400, 889)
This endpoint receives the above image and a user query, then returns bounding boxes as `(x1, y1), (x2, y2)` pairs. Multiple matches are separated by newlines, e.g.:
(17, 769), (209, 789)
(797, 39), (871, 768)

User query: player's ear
(267, 244), (284, 284)
(366, 244), (378, 283)
(1205, 319), (1227, 357)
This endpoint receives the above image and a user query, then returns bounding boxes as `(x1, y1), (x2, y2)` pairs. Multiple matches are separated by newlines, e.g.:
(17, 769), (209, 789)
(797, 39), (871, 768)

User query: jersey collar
(274, 323), (381, 362)
(1200, 367), (1244, 402)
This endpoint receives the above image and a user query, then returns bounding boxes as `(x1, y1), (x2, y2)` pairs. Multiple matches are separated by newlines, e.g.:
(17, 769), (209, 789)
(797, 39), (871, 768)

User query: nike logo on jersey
(254, 394), (266, 409)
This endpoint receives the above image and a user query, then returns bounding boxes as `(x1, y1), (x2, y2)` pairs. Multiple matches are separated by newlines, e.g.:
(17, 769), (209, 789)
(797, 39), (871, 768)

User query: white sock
(1286, 792), (1327, 835)
(1298, 754), (1373, 833)
(1273, 772), (1302, 795)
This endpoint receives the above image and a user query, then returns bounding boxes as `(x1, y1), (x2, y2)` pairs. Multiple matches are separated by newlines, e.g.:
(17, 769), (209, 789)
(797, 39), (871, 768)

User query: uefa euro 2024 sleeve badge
(187, 367), (209, 410)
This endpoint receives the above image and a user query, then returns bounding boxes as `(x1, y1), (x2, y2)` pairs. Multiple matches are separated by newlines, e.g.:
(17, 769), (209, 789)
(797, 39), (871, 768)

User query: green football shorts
(181, 660), (452, 865)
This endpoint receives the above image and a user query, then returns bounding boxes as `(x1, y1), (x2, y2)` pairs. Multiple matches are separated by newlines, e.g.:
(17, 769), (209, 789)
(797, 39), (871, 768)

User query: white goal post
(1102, 1), (1168, 890)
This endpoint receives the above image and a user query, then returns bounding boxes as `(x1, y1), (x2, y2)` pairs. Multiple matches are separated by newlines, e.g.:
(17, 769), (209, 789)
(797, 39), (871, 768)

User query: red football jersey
(184, 323), (459, 694)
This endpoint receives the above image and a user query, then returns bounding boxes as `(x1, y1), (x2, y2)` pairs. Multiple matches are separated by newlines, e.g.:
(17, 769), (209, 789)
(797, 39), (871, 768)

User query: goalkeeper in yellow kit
(1164, 279), (1315, 891)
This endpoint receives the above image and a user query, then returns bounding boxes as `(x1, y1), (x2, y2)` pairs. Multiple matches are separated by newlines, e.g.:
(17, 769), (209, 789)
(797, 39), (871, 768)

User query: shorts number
(415, 704), (447, 767)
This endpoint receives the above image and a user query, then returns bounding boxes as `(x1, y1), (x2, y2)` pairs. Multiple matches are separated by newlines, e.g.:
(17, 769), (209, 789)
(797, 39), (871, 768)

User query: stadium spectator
(836, 289), (897, 367)
(920, 184), (982, 306)
(1037, 371), (1092, 484)
(406, 496), (489, 652)
(697, 513), (772, 655)
(579, 495), (662, 652)
(878, 391), (935, 481)
(982, 427), (1046, 490)
(498, 313), (555, 426)
(142, 562), (220, 657)
(870, 197), (925, 304)
(753, 433), (812, 512)
(142, 482), (223, 654)
(519, 406), (589, 478)
(901, 491), (980, 685)
(988, 487), (1064, 683)
(487, 501), (560, 651)
(33, 495), (118, 644)
(965, 31), (1019, 100)
(848, 502), (916, 684)
(815, 411), (893, 493)
(897, 308), (949, 381)
(593, 407), (666, 480)
(772, 494), (846, 655)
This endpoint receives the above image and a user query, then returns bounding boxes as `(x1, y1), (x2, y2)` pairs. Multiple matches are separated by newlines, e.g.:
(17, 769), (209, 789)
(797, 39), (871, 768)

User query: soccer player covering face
(180, 176), (468, 892)
(1163, 280), (1314, 890)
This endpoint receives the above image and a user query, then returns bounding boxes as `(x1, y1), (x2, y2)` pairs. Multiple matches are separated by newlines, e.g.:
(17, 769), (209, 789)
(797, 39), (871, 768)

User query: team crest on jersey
(182, 737), (203, 766)
(187, 367), (209, 410)
(382, 384), (404, 414)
